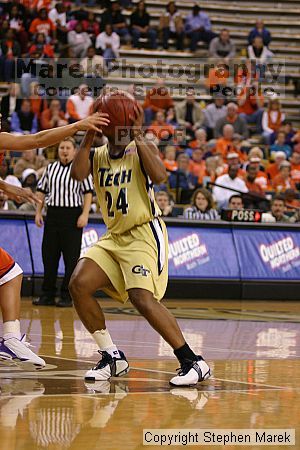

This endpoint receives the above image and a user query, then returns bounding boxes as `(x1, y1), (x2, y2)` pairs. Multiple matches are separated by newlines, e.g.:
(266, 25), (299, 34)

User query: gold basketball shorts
(82, 218), (168, 303)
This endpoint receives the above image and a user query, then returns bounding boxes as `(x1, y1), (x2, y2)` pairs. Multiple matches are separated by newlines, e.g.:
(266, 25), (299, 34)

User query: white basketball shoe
(169, 356), (211, 386)
(85, 350), (129, 381)
(0, 335), (45, 368)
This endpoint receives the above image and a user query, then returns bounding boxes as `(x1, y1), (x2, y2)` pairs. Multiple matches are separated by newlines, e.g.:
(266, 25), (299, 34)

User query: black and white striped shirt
(37, 161), (93, 207)
(183, 207), (220, 221)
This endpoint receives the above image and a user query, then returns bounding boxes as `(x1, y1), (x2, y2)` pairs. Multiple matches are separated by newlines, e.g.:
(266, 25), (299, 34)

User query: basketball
(93, 89), (138, 139)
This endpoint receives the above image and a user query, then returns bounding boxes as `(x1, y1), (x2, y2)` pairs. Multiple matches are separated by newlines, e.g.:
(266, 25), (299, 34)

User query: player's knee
(69, 272), (86, 302)
(129, 289), (155, 315)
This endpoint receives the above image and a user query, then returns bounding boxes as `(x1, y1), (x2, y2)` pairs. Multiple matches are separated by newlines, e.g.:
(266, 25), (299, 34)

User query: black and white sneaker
(85, 350), (129, 381)
(169, 356), (211, 386)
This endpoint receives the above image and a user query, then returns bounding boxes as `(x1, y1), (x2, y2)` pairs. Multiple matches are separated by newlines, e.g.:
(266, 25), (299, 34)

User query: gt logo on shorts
(132, 265), (151, 277)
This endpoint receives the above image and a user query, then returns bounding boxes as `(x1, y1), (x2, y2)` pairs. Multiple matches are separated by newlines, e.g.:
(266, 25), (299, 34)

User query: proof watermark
(113, 126), (186, 146)
(143, 429), (295, 446)
(12, 57), (286, 100)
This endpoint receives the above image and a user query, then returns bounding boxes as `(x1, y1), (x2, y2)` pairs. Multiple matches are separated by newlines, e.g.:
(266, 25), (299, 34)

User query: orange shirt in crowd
(29, 43), (54, 58)
(147, 122), (175, 140)
(4, 40), (14, 59)
(237, 87), (264, 115)
(290, 164), (300, 184)
(189, 160), (206, 179)
(29, 18), (55, 37)
(272, 174), (296, 192)
(163, 160), (177, 172)
(40, 109), (67, 130)
(255, 170), (269, 190)
(21, 0), (51, 9)
(215, 138), (247, 162)
(266, 163), (281, 181)
(30, 97), (48, 118)
(66, 99), (80, 121)
(293, 131), (300, 144)
(234, 65), (253, 85)
(189, 139), (207, 150)
(205, 66), (229, 88)
(286, 198), (300, 210)
(197, 169), (217, 185)
(245, 179), (265, 195)
(215, 138), (236, 157)
(143, 87), (173, 112)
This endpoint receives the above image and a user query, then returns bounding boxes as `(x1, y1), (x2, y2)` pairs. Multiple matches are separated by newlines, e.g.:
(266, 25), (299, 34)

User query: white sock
(3, 320), (21, 341)
(92, 329), (120, 359)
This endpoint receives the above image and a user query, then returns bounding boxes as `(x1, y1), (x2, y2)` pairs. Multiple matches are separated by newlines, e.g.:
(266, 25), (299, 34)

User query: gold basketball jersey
(92, 141), (161, 234)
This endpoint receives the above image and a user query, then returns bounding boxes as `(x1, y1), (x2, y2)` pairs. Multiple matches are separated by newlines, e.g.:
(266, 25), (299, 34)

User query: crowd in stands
(0, 0), (299, 224)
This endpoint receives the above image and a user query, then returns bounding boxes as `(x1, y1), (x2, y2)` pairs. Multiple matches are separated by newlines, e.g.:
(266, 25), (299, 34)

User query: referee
(34, 137), (93, 307)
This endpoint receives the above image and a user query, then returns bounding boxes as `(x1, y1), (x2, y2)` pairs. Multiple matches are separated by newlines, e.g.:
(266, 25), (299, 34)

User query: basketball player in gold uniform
(70, 101), (211, 386)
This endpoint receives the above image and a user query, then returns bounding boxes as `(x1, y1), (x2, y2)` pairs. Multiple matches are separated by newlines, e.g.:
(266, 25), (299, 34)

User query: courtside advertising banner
(167, 227), (239, 279)
(233, 229), (300, 280)
(1, 216), (300, 280)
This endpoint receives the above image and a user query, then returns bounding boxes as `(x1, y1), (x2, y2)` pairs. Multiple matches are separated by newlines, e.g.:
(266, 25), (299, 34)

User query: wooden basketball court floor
(1, 298), (300, 449)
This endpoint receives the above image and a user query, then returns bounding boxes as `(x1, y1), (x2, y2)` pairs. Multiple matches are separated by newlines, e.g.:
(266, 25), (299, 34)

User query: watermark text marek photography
(14, 57), (285, 100)
(143, 429), (295, 446)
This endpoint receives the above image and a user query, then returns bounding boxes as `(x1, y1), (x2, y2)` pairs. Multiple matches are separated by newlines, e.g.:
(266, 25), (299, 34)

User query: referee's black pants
(42, 207), (83, 300)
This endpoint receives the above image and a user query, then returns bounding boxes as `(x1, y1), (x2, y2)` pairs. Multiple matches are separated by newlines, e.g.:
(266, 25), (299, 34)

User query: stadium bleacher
(51, 0), (300, 128)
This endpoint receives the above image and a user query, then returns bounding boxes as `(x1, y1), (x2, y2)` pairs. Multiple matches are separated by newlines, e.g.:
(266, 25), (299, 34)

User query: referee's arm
(77, 175), (94, 228)
(71, 131), (95, 181)
(35, 165), (49, 228)
(77, 192), (92, 228)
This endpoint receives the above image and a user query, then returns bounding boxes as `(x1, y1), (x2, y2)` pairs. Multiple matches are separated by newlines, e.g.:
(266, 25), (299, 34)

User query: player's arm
(0, 179), (42, 205)
(0, 113), (109, 151)
(71, 130), (96, 181)
(131, 104), (167, 184)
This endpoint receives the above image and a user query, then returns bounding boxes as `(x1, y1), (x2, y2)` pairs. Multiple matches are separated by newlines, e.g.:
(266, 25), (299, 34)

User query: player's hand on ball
(131, 103), (144, 129)
(76, 113), (110, 133)
(129, 103), (144, 139)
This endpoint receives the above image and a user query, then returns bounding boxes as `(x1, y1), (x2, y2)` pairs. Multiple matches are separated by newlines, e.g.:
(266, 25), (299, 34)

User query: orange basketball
(93, 88), (138, 139)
